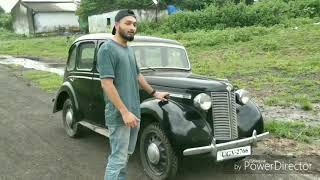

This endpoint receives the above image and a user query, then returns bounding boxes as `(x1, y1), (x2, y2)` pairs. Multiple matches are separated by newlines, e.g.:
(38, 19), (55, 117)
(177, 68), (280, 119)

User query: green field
(0, 31), (77, 62)
(1, 19), (319, 109)
(265, 120), (320, 143)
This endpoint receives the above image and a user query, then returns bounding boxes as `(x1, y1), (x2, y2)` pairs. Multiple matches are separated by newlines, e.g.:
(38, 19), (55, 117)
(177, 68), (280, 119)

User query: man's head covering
(112, 9), (136, 35)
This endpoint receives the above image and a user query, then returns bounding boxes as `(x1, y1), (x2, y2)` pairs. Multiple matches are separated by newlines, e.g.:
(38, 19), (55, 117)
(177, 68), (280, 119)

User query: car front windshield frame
(131, 44), (191, 71)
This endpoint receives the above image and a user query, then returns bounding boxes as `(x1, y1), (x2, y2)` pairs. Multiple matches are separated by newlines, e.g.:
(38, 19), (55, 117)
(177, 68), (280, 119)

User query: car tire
(62, 98), (83, 138)
(139, 123), (179, 180)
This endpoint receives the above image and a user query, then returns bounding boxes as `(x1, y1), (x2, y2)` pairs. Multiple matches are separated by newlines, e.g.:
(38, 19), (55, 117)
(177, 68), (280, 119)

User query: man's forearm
(138, 74), (154, 94)
(101, 80), (128, 114)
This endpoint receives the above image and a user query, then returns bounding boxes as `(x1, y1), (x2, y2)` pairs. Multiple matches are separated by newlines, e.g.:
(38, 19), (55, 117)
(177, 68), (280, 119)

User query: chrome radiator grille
(211, 91), (238, 140)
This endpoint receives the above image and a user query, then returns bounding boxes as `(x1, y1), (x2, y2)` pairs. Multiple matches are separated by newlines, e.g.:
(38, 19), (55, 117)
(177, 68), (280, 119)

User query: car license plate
(216, 146), (251, 161)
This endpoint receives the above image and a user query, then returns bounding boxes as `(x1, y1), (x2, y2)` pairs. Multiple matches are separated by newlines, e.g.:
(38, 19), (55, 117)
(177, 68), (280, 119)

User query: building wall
(88, 9), (167, 34)
(88, 11), (118, 33)
(34, 12), (79, 33)
(11, 3), (33, 35)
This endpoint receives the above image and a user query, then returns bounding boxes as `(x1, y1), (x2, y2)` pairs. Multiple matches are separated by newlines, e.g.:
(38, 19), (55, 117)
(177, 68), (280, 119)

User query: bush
(150, 25), (276, 48)
(139, 0), (320, 34)
(0, 13), (12, 30)
(288, 0), (320, 18)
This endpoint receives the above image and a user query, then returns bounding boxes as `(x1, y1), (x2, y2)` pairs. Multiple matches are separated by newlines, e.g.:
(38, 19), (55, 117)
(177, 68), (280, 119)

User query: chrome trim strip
(183, 130), (270, 158)
(78, 121), (109, 137)
(68, 76), (92, 80)
(76, 68), (92, 71)
(168, 92), (192, 99)
(72, 71), (93, 75)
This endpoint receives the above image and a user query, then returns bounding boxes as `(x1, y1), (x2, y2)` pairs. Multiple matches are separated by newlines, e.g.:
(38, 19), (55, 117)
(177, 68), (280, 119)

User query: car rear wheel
(140, 123), (179, 180)
(62, 98), (83, 138)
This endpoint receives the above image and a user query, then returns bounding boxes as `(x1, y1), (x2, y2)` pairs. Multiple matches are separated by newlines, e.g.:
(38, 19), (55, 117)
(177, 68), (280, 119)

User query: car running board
(78, 121), (109, 137)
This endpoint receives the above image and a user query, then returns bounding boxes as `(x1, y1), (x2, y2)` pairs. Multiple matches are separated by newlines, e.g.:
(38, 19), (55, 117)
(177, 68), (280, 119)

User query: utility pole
(152, 0), (159, 23)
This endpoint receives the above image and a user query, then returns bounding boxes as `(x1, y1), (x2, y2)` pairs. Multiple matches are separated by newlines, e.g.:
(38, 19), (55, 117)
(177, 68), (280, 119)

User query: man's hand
(121, 111), (139, 128)
(138, 74), (169, 101)
(154, 91), (170, 101)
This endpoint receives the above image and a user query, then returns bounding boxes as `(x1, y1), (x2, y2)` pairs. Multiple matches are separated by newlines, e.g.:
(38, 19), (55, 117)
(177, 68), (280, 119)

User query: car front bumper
(183, 130), (269, 158)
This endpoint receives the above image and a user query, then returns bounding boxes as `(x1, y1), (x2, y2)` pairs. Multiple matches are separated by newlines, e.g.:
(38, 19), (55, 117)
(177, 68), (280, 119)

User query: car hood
(143, 71), (232, 92)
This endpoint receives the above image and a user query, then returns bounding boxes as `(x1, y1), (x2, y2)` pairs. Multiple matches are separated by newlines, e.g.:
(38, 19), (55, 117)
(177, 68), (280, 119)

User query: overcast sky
(0, 0), (19, 13)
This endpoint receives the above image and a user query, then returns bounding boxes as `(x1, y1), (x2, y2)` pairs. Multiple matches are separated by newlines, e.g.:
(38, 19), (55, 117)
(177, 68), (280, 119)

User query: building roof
(22, 2), (77, 12)
(73, 33), (182, 46)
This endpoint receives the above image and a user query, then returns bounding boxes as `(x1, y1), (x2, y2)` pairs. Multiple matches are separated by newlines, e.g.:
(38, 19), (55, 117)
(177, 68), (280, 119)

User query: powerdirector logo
(228, 155), (319, 174)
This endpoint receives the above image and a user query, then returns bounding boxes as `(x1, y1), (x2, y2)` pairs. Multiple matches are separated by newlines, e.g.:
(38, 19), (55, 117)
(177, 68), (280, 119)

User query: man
(97, 9), (169, 180)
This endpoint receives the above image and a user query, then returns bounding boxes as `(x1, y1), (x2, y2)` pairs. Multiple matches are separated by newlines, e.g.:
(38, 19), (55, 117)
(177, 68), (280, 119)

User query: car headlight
(235, 89), (250, 105)
(193, 93), (212, 110)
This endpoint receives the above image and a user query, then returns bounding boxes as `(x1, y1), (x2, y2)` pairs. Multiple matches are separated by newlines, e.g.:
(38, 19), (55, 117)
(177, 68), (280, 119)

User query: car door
(91, 40), (108, 126)
(71, 40), (96, 121)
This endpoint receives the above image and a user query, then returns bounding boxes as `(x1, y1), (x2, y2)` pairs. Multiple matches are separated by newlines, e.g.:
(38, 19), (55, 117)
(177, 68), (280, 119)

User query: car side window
(78, 42), (95, 70)
(67, 45), (76, 71)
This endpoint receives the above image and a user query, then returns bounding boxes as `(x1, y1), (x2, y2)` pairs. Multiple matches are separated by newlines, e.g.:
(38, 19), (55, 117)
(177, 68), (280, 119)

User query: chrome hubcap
(65, 109), (73, 128)
(147, 143), (160, 164)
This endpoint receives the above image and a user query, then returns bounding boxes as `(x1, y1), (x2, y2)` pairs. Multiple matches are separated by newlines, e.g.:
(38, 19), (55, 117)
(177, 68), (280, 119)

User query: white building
(9, 0), (79, 35)
(88, 9), (168, 34)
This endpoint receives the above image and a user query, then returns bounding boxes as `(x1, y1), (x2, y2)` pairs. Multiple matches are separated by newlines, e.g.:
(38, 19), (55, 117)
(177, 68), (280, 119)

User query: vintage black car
(53, 33), (269, 180)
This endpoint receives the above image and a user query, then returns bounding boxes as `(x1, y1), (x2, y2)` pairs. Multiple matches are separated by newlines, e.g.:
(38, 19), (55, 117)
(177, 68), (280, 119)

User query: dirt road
(0, 64), (318, 180)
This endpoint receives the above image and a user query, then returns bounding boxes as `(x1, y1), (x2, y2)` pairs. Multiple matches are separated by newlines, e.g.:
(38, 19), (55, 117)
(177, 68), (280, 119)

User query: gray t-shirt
(97, 39), (141, 127)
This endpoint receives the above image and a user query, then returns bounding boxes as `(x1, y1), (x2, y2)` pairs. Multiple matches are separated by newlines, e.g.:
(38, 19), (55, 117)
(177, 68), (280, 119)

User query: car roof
(73, 33), (182, 46)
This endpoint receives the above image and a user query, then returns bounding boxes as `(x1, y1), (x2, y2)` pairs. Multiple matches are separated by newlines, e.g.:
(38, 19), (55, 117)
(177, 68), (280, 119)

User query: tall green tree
(76, 0), (118, 32)
(0, 7), (12, 30)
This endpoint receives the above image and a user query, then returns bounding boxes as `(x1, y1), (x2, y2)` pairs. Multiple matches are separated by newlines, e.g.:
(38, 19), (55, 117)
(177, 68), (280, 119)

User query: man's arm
(138, 74), (169, 101)
(101, 78), (138, 128)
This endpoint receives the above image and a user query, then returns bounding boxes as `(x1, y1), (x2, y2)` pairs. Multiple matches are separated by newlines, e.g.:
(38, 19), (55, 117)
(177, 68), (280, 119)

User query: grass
(265, 120), (320, 143)
(22, 70), (63, 93)
(0, 29), (78, 62)
(152, 19), (320, 109)
(0, 18), (319, 109)
(5, 64), (63, 92)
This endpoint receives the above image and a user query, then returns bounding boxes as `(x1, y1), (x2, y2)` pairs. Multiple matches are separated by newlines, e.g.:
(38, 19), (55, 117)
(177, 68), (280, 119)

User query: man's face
(116, 16), (137, 41)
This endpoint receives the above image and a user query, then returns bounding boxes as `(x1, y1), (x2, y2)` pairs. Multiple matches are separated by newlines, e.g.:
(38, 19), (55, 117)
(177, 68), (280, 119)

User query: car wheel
(62, 98), (83, 138)
(140, 123), (178, 180)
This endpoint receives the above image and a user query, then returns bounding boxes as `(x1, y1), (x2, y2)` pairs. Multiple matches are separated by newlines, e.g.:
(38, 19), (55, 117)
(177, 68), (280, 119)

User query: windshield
(132, 46), (190, 70)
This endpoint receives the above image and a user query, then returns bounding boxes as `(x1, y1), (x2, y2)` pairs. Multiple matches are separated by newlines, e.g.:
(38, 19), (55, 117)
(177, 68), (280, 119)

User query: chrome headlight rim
(235, 89), (250, 105)
(193, 93), (212, 111)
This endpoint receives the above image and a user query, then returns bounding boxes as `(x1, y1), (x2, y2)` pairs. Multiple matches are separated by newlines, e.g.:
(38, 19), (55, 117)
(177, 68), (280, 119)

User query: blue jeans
(104, 124), (140, 180)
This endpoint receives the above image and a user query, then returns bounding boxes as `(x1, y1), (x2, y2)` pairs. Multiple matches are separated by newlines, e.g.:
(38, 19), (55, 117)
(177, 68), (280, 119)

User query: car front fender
(237, 100), (264, 137)
(140, 98), (212, 151)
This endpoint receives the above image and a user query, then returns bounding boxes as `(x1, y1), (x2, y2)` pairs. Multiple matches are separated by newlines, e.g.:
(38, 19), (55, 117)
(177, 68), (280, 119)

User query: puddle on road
(0, 55), (64, 76)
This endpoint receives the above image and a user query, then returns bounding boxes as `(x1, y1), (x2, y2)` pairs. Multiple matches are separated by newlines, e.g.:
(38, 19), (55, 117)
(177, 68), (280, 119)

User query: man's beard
(118, 26), (135, 41)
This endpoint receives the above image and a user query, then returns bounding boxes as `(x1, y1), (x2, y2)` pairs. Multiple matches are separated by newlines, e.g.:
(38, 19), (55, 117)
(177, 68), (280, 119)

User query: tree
(0, 7), (4, 14)
(76, 0), (118, 32)
(0, 7), (12, 30)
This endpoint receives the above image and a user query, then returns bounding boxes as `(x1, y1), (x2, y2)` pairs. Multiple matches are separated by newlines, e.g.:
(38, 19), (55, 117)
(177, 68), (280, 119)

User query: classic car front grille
(211, 91), (238, 140)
